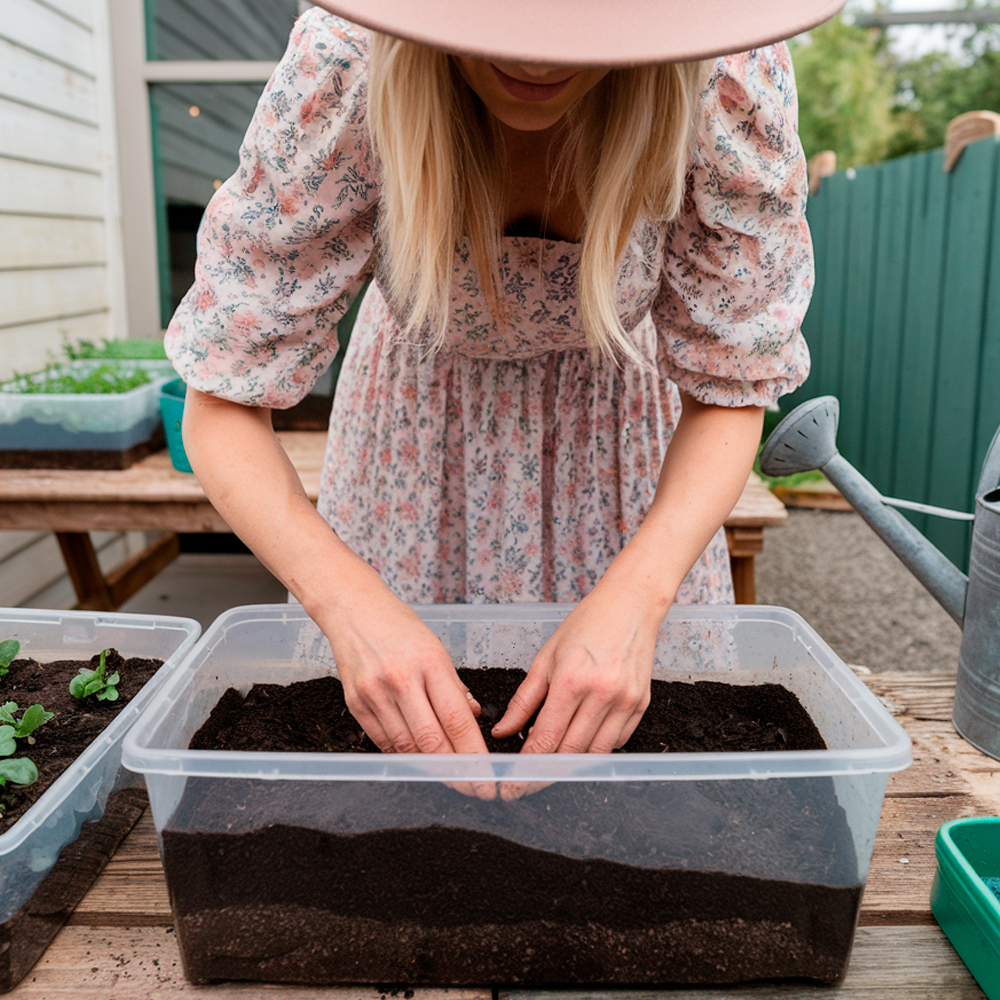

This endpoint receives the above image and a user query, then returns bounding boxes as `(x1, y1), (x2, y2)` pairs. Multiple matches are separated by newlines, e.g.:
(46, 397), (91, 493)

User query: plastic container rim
(122, 602), (913, 783)
(0, 360), (175, 400)
(936, 817), (1000, 927)
(0, 608), (201, 855)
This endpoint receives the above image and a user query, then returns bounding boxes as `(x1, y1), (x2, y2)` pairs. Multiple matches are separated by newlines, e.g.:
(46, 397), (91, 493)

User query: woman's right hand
(180, 389), (488, 760)
(319, 583), (489, 758)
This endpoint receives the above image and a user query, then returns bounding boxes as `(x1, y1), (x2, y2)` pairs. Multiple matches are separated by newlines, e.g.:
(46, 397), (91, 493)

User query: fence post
(808, 150), (837, 194)
(944, 111), (1000, 171)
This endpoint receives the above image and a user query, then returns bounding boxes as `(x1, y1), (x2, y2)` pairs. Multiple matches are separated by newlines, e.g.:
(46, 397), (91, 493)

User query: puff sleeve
(652, 43), (813, 407)
(164, 10), (378, 408)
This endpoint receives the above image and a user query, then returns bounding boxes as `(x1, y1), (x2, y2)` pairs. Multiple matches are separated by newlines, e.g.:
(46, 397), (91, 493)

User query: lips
(491, 64), (577, 102)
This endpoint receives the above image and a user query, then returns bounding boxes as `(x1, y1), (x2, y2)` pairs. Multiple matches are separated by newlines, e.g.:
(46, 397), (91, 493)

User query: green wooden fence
(788, 135), (1000, 572)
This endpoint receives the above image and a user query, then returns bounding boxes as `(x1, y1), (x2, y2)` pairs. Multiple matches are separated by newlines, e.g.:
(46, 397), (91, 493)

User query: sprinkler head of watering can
(759, 396), (841, 477)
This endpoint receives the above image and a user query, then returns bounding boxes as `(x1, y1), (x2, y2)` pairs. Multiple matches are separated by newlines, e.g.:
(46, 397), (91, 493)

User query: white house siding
(0, 0), (145, 609)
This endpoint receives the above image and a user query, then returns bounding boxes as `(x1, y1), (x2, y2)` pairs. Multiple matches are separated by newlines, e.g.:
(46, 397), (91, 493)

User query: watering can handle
(978, 422), (1000, 496)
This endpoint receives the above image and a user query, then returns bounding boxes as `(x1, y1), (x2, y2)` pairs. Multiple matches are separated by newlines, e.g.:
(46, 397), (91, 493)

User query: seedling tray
(0, 361), (175, 469)
(932, 817), (1000, 999)
(0, 609), (200, 992)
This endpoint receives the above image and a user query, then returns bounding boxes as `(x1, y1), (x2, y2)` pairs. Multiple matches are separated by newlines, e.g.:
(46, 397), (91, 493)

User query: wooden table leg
(55, 532), (180, 612)
(725, 525), (765, 605)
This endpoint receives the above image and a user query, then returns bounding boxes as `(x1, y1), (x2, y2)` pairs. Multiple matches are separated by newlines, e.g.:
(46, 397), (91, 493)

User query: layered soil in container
(0, 424), (165, 469)
(0, 650), (161, 992)
(163, 669), (862, 987)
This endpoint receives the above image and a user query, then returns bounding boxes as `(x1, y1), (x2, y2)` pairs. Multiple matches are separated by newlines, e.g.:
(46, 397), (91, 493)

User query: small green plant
(0, 702), (53, 801)
(62, 337), (167, 362)
(0, 639), (18, 677)
(0, 363), (151, 396)
(69, 649), (119, 702)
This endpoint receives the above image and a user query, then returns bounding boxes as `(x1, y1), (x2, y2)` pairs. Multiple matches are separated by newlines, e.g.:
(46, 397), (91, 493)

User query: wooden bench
(4, 671), (994, 998)
(0, 433), (786, 608)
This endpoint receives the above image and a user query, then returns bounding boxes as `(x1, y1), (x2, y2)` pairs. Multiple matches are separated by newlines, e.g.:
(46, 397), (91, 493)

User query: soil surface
(191, 668), (826, 756)
(0, 650), (161, 831)
(163, 670), (861, 987)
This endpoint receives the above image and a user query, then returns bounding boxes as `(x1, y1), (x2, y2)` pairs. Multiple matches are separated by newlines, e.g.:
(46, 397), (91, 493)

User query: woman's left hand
(490, 583), (663, 754)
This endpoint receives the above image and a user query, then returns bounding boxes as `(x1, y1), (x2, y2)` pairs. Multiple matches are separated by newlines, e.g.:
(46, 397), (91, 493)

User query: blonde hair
(367, 34), (705, 366)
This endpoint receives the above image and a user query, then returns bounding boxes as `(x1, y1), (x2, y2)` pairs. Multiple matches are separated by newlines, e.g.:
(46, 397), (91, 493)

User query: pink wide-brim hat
(311, 0), (846, 65)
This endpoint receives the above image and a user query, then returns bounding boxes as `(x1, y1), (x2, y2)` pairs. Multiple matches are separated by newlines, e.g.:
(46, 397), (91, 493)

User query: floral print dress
(165, 10), (813, 606)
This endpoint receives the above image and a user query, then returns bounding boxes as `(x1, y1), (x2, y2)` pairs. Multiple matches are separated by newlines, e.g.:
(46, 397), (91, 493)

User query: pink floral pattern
(165, 9), (813, 605)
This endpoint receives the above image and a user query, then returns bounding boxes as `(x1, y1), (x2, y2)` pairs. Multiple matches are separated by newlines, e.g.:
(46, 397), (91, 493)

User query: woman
(166, 0), (841, 759)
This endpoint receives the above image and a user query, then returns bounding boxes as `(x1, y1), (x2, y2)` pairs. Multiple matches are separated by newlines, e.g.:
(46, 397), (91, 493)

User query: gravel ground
(755, 507), (963, 674)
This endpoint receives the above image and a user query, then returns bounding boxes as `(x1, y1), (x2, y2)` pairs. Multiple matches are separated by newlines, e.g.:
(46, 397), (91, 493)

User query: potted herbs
(0, 338), (175, 470)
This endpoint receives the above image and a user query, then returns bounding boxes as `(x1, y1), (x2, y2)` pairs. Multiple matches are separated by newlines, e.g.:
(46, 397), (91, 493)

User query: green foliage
(0, 363), (151, 396)
(791, 16), (901, 168)
(0, 640), (18, 677)
(0, 702), (52, 801)
(62, 337), (168, 362)
(0, 702), (54, 739)
(792, 3), (1000, 167)
(69, 649), (119, 703)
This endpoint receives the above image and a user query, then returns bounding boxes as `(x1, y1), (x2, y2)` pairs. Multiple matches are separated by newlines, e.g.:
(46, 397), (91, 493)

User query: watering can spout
(762, 397), (1000, 763)
(760, 397), (968, 627)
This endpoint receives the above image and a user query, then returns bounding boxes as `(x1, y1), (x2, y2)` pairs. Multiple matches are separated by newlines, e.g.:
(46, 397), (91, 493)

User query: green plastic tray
(931, 817), (1000, 999)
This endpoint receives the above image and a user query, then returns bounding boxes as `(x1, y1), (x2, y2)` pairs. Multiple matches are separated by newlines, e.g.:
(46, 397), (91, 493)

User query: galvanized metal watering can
(760, 396), (1000, 761)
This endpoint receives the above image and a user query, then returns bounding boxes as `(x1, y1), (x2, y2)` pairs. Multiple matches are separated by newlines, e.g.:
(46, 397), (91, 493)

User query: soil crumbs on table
(164, 669), (863, 988)
(0, 649), (160, 831)
(190, 667), (826, 754)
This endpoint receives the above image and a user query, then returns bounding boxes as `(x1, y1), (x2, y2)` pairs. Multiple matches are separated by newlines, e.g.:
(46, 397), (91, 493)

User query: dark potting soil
(188, 668), (826, 755)
(0, 425), (165, 470)
(0, 650), (162, 991)
(0, 649), (161, 831)
(163, 670), (863, 987)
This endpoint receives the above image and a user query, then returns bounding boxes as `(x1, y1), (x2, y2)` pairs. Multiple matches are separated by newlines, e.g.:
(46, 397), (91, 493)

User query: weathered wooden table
(0, 434), (786, 608)
(5, 672), (996, 998)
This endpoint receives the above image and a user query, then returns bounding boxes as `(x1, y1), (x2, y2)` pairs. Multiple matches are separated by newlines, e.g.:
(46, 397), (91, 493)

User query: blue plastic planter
(158, 379), (192, 473)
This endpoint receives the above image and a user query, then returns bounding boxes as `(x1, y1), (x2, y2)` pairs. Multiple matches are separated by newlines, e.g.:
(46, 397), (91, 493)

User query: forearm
(600, 393), (764, 616)
(182, 389), (383, 631)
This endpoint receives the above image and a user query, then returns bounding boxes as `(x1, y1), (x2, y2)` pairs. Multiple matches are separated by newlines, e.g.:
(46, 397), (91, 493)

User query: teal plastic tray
(932, 817), (1000, 999)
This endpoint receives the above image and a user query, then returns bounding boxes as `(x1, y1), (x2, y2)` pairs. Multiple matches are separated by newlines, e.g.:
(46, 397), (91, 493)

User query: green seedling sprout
(69, 649), (119, 702)
(0, 702), (53, 804)
(0, 639), (18, 677)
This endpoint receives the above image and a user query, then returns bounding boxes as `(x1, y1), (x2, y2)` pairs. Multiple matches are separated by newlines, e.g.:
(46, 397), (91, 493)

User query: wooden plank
(0, 0), (97, 77)
(892, 149), (950, 538)
(864, 155), (913, 492)
(0, 36), (98, 126)
(0, 530), (68, 606)
(0, 266), (108, 328)
(862, 793), (980, 925)
(5, 925), (491, 999)
(0, 313), (112, 382)
(36, 0), (94, 26)
(0, 216), (106, 270)
(814, 171), (852, 404)
(0, 95), (101, 170)
(838, 165), (880, 466)
(926, 137), (997, 567)
(0, 160), (105, 219)
(499, 926), (985, 998)
(107, 532), (181, 608)
(55, 532), (114, 609)
(73, 811), (172, 926)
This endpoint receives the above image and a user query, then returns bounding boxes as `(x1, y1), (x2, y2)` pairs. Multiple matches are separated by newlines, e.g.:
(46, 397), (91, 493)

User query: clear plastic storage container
(0, 360), (175, 465)
(0, 608), (200, 991)
(123, 603), (911, 987)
